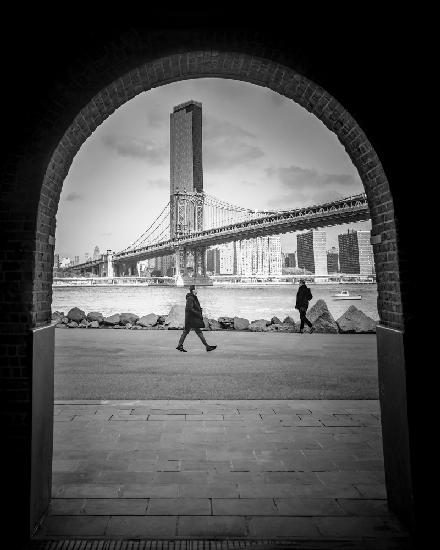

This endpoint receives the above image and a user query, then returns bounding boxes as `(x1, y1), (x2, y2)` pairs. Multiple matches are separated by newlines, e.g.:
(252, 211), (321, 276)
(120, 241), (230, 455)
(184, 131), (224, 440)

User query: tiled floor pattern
(35, 400), (409, 544)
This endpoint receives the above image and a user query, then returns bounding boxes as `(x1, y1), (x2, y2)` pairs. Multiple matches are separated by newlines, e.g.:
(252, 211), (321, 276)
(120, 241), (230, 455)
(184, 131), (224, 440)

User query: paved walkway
(34, 400), (410, 546)
(54, 331), (379, 399)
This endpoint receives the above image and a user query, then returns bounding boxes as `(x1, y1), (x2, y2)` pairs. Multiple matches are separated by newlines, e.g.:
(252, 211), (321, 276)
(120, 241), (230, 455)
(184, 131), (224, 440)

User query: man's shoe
(206, 345), (217, 352)
(176, 345), (187, 352)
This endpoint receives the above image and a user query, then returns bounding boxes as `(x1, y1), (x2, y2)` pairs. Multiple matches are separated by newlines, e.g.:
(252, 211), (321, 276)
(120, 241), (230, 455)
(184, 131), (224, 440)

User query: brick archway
(1, 34), (414, 543)
(39, 52), (401, 330)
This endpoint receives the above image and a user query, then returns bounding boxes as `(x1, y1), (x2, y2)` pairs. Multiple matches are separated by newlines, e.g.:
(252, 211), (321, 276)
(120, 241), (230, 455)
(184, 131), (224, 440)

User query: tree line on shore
(52, 300), (377, 334)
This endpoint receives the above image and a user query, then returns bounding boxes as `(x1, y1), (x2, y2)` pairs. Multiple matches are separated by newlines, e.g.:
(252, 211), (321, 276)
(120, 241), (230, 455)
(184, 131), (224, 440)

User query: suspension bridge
(62, 191), (370, 285)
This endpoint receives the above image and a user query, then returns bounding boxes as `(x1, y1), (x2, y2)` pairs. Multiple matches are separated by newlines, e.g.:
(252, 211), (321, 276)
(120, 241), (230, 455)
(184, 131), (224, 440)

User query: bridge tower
(169, 100), (211, 285)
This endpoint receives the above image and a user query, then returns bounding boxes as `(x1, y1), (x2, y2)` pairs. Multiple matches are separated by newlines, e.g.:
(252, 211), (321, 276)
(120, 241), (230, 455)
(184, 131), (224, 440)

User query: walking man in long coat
(295, 279), (315, 333)
(176, 285), (217, 352)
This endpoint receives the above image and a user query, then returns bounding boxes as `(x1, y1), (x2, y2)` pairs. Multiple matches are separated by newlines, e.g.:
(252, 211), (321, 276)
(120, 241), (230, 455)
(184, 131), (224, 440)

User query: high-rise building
(338, 229), (374, 274)
(297, 230), (327, 275)
(235, 236), (282, 277)
(170, 100), (203, 238)
(327, 247), (339, 273)
(206, 248), (221, 275)
(93, 246), (100, 260)
(84, 252), (89, 262)
(74, 255), (80, 265)
(218, 243), (234, 274)
(284, 252), (296, 268)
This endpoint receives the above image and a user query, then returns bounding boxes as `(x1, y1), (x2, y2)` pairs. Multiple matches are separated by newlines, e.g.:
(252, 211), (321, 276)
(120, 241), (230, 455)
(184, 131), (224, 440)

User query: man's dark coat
(185, 292), (205, 330)
(295, 285), (313, 312)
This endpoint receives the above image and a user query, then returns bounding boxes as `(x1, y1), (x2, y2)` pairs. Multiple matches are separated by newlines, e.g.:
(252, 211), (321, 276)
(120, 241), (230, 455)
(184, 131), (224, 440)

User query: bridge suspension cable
(120, 201), (170, 252)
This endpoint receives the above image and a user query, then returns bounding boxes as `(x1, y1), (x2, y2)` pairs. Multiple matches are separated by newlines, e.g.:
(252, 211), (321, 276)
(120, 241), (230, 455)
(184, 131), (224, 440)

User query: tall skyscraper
(327, 247), (339, 273)
(338, 229), (374, 274)
(170, 100), (203, 239)
(93, 246), (100, 260)
(297, 230), (328, 275)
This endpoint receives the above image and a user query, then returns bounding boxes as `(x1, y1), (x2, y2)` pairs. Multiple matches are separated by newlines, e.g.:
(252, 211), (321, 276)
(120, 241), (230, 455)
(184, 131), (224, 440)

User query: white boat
(332, 290), (362, 300)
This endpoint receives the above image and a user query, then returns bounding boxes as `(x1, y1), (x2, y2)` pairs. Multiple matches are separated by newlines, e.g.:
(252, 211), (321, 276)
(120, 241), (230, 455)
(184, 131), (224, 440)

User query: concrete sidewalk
(34, 399), (410, 546)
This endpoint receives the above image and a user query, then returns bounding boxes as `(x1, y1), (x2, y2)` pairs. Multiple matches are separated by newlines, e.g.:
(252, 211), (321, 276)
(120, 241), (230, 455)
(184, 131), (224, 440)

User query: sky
(55, 78), (370, 260)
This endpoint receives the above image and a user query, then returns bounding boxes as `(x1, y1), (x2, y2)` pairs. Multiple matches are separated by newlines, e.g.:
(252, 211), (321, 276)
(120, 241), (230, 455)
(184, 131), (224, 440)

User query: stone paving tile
(248, 516), (321, 538)
(354, 483), (387, 499)
(55, 483), (121, 498)
(82, 498), (148, 515)
(178, 483), (240, 498)
(105, 515), (177, 536)
(212, 498), (278, 516)
(147, 498), (211, 515)
(177, 516), (246, 537)
(274, 497), (345, 516)
(120, 483), (179, 498)
(49, 498), (85, 515)
(336, 498), (390, 516)
(37, 515), (109, 536)
(316, 516), (408, 538)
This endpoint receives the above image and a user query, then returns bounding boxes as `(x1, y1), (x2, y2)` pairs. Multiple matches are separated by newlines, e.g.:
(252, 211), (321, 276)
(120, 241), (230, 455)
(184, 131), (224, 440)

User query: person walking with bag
(176, 285), (217, 352)
(295, 279), (315, 333)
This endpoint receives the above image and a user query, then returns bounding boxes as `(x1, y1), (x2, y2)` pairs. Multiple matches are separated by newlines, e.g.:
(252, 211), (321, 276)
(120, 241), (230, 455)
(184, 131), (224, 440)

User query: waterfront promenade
(33, 333), (412, 545)
(55, 331), (379, 400)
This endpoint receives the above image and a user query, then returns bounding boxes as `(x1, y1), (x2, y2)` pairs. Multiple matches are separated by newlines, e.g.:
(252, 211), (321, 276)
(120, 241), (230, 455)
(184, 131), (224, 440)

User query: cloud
(65, 192), (82, 202)
(203, 116), (264, 170)
(265, 165), (362, 209)
(102, 134), (168, 164)
(146, 178), (169, 188)
(204, 117), (255, 141)
(146, 108), (167, 128)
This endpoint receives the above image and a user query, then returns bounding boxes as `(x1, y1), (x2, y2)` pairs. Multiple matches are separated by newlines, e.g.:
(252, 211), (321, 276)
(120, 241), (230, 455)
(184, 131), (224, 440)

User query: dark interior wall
(0, 10), (418, 543)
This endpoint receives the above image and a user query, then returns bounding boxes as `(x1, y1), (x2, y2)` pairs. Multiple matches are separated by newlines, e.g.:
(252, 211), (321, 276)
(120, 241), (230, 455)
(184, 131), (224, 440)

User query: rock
(307, 299), (339, 333)
(271, 316), (282, 325)
(67, 321), (78, 328)
(208, 318), (222, 330)
(89, 321), (100, 328)
(165, 304), (185, 329)
(268, 323), (296, 333)
(61, 317), (69, 324)
(283, 316), (295, 325)
(202, 316), (210, 330)
(56, 323), (67, 329)
(137, 313), (159, 327)
(103, 314), (121, 325)
(233, 317), (250, 330)
(218, 316), (234, 329)
(336, 305), (377, 333)
(79, 319), (90, 328)
(87, 311), (104, 323)
(51, 311), (64, 320)
(125, 323), (133, 329)
(120, 312), (139, 325)
(113, 325), (122, 329)
(157, 315), (167, 325)
(249, 319), (271, 332)
(67, 307), (85, 323)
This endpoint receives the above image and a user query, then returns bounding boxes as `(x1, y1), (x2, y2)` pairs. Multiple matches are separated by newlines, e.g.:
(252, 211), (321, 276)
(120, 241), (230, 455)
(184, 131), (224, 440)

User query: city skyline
(55, 78), (370, 259)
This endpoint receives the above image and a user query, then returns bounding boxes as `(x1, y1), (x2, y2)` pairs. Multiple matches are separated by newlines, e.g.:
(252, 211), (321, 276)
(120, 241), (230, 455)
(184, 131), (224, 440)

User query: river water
(52, 283), (379, 322)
